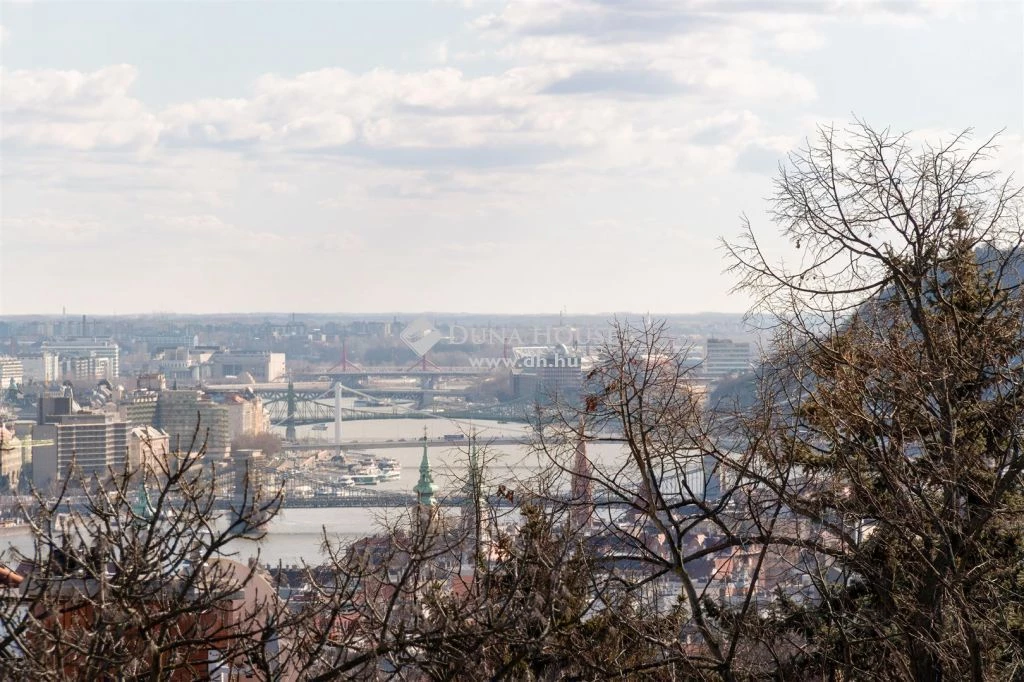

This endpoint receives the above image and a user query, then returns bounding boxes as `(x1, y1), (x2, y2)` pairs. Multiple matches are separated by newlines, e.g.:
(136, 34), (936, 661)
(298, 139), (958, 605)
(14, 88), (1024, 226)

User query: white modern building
(209, 351), (286, 383)
(703, 338), (753, 379)
(42, 339), (120, 380)
(0, 356), (23, 389)
(17, 351), (60, 384)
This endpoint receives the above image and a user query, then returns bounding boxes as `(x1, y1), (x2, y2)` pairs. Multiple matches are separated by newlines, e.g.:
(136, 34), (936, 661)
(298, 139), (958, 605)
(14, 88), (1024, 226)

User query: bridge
(295, 366), (491, 381)
(202, 381), (533, 439)
(231, 489), (640, 510)
(282, 437), (529, 451)
(204, 381), (462, 395)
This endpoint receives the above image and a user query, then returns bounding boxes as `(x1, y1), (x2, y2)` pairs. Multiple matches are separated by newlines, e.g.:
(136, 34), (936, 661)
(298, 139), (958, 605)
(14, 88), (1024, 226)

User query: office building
(43, 339), (120, 380)
(512, 345), (583, 402)
(119, 391), (160, 427)
(38, 394), (78, 424)
(157, 390), (231, 459)
(703, 338), (753, 379)
(32, 413), (129, 489)
(0, 356), (23, 389)
(17, 351), (60, 384)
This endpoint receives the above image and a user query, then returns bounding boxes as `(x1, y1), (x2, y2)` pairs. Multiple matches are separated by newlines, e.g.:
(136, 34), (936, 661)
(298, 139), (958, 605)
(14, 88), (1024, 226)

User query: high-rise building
(120, 391), (160, 428)
(156, 390), (231, 459)
(60, 355), (115, 382)
(43, 339), (120, 380)
(511, 345), (583, 402)
(32, 413), (129, 489)
(38, 394), (77, 424)
(0, 356), (23, 389)
(703, 338), (752, 379)
(17, 351), (60, 384)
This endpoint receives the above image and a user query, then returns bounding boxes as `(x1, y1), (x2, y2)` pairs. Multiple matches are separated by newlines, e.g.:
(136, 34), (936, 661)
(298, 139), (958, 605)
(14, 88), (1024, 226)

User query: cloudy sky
(1, 1), (1021, 316)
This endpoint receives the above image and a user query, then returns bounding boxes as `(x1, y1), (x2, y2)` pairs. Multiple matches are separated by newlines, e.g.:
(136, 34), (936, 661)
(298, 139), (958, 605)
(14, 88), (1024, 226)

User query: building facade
(209, 352), (286, 383)
(157, 390), (231, 459)
(43, 339), (120, 381)
(32, 414), (129, 489)
(0, 425), (22, 487)
(511, 345), (583, 402)
(0, 356), (24, 389)
(128, 425), (170, 471)
(223, 394), (269, 440)
(120, 391), (160, 428)
(17, 351), (60, 384)
(703, 338), (753, 379)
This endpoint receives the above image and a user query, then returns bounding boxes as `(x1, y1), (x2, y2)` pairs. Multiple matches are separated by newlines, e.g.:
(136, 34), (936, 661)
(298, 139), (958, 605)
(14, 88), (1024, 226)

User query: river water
(1, 416), (629, 566)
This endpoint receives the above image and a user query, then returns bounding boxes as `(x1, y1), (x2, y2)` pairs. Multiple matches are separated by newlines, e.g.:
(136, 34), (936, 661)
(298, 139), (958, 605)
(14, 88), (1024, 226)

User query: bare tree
(725, 123), (1024, 681)
(0, 422), (301, 681)
(520, 318), (820, 680)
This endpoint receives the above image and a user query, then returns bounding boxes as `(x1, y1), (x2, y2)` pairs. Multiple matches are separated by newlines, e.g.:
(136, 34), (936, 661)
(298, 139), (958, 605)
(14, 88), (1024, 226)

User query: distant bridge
(204, 381), (461, 396)
(202, 381), (533, 438)
(296, 366), (493, 381)
(282, 437), (530, 451)
(250, 489), (637, 510)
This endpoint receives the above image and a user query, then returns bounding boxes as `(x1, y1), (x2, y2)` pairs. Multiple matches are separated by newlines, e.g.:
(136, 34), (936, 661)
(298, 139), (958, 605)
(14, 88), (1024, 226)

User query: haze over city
(2, 1), (1020, 315)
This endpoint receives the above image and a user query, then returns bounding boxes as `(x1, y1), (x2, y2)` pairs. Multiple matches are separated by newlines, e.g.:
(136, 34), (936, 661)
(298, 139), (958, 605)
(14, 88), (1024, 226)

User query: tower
(131, 473), (155, 528)
(333, 381), (344, 453)
(413, 428), (439, 528)
(570, 420), (594, 530)
(460, 431), (486, 555)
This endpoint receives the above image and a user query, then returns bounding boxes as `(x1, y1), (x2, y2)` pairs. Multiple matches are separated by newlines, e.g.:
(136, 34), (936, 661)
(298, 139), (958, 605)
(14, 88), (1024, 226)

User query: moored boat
(351, 465), (380, 485)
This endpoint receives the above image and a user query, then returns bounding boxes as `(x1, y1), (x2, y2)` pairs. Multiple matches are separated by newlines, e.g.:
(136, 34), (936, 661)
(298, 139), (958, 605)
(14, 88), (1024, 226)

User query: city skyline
(2, 1), (1022, 315)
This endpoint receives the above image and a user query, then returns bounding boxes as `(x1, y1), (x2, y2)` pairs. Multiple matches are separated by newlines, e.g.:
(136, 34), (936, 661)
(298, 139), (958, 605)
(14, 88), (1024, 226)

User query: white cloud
(0, 0), (826, 167)
(1, 64), (162, 150)
(142, 213), (286, 251)
(268, 180), (297, 195)
(2, 212), (110, 246)
(2, 0), (1017, 314)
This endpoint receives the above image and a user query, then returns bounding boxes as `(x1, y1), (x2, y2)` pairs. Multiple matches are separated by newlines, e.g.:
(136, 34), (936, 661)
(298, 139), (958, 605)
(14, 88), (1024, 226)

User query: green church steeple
(413, 427), (438, 507)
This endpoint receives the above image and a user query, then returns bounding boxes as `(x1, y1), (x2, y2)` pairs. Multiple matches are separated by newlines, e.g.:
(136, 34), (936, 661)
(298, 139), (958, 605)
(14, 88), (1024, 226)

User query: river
(1, 416), (629, 566)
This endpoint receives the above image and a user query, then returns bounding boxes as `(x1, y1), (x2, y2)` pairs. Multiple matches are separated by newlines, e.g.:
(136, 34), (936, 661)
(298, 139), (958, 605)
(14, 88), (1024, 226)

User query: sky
(1, 0), (1021, 316)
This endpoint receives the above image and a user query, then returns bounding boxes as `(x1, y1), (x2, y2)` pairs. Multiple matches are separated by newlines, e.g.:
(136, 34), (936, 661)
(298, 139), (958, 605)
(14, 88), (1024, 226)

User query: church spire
(414, 427), (438, 507)
(570, 418), (594, 530)
(131, 473), (155, 527)
(461, 429), (483, 534)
